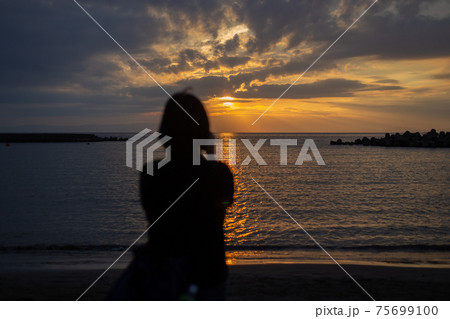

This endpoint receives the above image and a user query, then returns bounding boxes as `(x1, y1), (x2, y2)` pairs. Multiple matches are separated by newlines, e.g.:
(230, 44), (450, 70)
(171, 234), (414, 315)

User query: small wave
(226, 244), (450, 252)
(0, 244), (127, 252)
(0, 244), (449, 252)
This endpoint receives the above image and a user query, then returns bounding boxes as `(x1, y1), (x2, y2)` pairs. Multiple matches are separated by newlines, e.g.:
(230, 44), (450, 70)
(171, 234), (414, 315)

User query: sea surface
(0, 133), (449, 270)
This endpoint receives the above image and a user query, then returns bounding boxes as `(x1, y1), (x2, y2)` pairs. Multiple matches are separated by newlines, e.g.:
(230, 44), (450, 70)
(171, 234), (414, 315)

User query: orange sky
(1, 0), (449, 133)
(115, 1), (450, 133)
(203, 58), (450, 132)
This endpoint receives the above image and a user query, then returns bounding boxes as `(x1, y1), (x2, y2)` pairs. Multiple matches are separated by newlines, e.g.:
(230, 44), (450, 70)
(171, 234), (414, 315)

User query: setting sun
(217, 96), (235, 101)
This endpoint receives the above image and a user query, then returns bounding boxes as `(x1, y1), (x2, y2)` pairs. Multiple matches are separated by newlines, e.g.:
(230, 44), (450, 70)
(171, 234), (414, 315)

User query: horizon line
(0, 130), (446, 135)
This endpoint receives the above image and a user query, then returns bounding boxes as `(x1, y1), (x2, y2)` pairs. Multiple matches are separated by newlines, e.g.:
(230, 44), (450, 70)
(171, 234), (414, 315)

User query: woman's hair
(159, 91), (210, 143)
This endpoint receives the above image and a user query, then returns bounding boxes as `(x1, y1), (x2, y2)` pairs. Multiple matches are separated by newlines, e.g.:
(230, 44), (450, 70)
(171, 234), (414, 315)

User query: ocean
(0, 133), (449, 271)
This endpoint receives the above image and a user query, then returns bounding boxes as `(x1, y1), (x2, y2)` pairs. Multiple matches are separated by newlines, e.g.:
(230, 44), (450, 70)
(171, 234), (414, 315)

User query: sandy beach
(1, 263), (449, 301)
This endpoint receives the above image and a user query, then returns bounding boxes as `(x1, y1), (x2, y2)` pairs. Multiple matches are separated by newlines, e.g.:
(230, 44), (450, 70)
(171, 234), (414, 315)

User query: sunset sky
(1, 0), (449, 132)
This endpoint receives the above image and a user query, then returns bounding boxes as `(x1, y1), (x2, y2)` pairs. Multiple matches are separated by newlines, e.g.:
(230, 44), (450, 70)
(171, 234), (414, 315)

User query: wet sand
(1, 263), (449, 301)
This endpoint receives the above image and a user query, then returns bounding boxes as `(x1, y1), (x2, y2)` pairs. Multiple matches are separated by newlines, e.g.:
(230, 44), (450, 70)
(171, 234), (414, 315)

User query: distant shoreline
(0, 133), (127, 143)
(330, 129), (450, 148)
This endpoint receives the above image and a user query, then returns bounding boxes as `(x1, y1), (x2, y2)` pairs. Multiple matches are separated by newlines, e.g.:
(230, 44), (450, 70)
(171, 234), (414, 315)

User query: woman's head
(159, 91), (210, 149)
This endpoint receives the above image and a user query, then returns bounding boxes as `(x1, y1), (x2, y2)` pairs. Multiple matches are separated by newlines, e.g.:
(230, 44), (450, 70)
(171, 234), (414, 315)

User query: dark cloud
(141, 57), (173, 74)
(218, 56), (251, 68)
(235, 0), (450, 60)
(0, 0), (167, 88)
(373, 79), (400, 84)
(0, 0), (448, 129)
(176, 76), (231, 97)
(234, 78), (403, 99)
(237, 0), (336, 53)
(214, 34), (241, 55)
(227, 55), (336, 89)
(140, 37), (247, 74)
(328, 6), (450, 60)
(164, 77), (404, 100)
(171, 49), (219, 73)
(432, 73), (450, 79)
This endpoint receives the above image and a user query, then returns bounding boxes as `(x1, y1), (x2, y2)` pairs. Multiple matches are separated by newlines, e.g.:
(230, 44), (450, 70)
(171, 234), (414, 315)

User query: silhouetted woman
(109, 91), (234, 300)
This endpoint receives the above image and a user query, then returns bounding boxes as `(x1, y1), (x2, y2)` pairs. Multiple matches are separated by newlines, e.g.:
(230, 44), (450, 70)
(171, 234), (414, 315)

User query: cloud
(175, 76), (231, 97)
(231, 0), (450, 61)
(218, 55), (251, 68)
(0, 0), (169, 88)
(0, 0), (448, 131)
(234, 78), (404, 99)
(431, 72), (450, 79)
(214, 34), (241, 54)
(373, 78), (400, 84)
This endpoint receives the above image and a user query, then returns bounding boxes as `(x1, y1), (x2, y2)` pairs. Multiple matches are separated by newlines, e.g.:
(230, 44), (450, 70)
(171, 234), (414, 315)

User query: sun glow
(217, 96), (235, 101)
(223, 102), (234, 107)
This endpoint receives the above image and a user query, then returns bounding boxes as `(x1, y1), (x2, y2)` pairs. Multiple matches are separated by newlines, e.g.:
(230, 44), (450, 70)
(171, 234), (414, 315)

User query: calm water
(0, 133), (449, 270)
